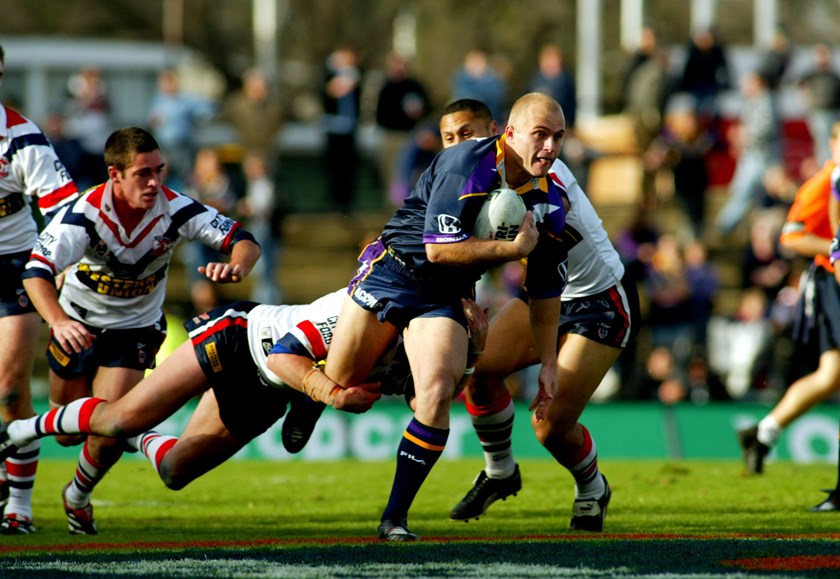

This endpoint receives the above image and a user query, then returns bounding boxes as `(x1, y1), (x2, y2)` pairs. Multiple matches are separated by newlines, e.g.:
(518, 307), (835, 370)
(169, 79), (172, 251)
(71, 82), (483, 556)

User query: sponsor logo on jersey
(48, 342), (70, 367)
(314, 316), (338, 345)
(0, 157), (8, 178)
(76, 263), (167, 298)
(205, 341), (222, 373)
(437, 214), (461, 234)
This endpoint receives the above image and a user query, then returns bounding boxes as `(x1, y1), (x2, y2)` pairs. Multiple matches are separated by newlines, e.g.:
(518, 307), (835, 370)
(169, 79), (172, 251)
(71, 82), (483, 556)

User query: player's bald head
(507, 92), (564, 129)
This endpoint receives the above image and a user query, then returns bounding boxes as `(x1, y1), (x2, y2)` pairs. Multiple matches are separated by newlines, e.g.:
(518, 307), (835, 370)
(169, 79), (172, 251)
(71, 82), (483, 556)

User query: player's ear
(490, 120), (499, 135)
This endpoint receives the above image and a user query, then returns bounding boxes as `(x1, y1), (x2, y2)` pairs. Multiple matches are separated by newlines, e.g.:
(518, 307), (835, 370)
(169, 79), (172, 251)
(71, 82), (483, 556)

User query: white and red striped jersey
(0, 104), (78, 254)
(247, 289), (404, 390)
(549, 160), (624, 300)
(25, 181), (241, 329)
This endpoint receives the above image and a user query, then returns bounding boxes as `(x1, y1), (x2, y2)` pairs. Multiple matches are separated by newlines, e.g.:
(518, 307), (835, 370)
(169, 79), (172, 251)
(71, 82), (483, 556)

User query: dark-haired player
(439, 99), (639, 532)
(19, 127), (260, 534)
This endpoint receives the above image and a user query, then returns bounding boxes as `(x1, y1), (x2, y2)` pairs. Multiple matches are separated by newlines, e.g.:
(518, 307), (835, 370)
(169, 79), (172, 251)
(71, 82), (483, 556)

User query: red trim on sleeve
(219, 222), (242, 255)
(296, 320), (328, 360)
(37, 182), (79, 210)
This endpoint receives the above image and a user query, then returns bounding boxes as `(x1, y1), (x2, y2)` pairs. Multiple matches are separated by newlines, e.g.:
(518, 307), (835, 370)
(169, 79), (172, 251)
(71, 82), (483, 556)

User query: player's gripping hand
(528, 363), (557, 421)
(511, 211), (538, 259)
(332, 382), (382, 413)
(51, 318), (95, 354)
(199, 262), (246, 283)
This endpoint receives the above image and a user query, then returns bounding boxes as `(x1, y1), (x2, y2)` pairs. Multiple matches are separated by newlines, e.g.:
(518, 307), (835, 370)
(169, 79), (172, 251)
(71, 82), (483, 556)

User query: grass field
(1, 457), (839, 577)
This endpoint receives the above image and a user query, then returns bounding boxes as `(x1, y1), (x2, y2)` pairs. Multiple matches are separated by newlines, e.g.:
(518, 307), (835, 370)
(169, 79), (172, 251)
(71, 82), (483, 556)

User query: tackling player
(438, 99), (639, 532)
(0, 44), (80, 534)
(0, 292), (488, 523)
(19, 127), (260, 535)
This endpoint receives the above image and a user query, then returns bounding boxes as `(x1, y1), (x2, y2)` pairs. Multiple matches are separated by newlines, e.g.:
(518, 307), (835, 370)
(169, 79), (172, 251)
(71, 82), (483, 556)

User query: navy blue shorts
(47, 312), (167, 379)
(793, 266), (840, 354)
(516, 274), (640, 349)
(0, 250), (37, 317)
(348, 238), (470, 330)
(186, 301), (290, 440)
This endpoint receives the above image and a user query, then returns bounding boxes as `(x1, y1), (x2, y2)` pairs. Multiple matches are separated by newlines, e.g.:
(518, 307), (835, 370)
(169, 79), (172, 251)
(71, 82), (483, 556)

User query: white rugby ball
(473, 188), (527, 241)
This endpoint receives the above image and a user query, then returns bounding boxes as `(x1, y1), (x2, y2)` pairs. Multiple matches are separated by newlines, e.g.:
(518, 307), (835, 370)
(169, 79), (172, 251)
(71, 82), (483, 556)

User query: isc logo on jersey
(473, 188), (527, 241)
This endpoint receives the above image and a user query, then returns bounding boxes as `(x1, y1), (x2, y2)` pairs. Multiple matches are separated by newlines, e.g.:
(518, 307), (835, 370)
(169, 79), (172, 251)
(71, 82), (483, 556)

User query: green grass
(2, 458), (840, 577)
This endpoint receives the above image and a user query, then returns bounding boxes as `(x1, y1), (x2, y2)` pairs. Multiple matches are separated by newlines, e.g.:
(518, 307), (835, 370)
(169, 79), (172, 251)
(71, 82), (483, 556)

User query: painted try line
(3, 532), (840, 555)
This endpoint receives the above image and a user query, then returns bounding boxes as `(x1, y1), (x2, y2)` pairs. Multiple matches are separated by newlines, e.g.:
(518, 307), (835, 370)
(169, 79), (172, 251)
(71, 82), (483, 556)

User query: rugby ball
(473, 188), (527, 241)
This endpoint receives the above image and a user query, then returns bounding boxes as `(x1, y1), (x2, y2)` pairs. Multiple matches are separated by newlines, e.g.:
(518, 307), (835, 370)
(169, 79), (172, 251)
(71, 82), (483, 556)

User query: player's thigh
(91, 366), (146, 401)
(94, 342), (209, 436)
(325, 295), (398, 386)
(405, 316), (468, 425)
(550, 333), (621, 422)
(164, 389), (245, 481)
(475, 297), (537, 378)
(0, 312), (40, 417)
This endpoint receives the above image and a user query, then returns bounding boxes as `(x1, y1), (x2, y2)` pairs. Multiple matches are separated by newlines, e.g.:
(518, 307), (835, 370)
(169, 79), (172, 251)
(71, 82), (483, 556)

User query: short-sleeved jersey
(249, 289), (405, 391)
(23, 182), (241, 329)
(381, 136), (569, 299)
(549, 160), (624, 300)
(0, 104), (78, 254)
(780, 161), (834, 272)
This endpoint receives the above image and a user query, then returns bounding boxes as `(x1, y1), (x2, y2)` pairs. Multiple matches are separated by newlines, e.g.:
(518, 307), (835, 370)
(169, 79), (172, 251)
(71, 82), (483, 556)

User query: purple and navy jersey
(381, 136), (569, 298)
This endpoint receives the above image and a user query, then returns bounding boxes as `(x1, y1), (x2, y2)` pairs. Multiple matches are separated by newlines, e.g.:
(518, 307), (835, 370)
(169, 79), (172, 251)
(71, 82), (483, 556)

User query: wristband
(301, 366), (343, 406)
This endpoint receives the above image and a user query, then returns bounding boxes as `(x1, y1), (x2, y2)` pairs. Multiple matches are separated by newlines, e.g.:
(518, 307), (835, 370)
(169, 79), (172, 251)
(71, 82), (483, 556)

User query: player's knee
(157, 461), (192, 491)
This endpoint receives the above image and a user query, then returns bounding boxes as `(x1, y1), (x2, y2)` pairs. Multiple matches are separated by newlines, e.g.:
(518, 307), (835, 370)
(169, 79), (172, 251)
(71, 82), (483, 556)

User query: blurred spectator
(684, 240), (719, 353)
(622, 26), (672, 153)
(684, 354), (729, 405)
(677, 27), (731, 123)
(451, 49), (507, 122)
(741, 207), (790, 300)
(708, 286), (773, 400)
(390, 122), (441, 206)
(715, 71), (782, 234)
(645, 234), (694, 365)
(223, 68), (285, 172)
(614, 203), (660, 286)
(527, 45), (576, 131)
(797, 43), (840, 165)
(322, 47), (362, 214)
(41, 111), (87, 190)
(63, 66), (111, 189)
(756, 25), (792, 94)
(182, 147), (238, 313)
(644, 101), (714, 238)
(631, 346), (684, 403)
(375, 53), (431, 208)
(147, 69), (216, 191)
(237, 153), (283, 304)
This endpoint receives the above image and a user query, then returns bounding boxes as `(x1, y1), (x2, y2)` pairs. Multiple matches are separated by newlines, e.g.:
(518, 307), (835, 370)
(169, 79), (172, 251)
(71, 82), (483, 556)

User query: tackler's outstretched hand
(529, 364), (557, 422)
(333, 381), (382, 413)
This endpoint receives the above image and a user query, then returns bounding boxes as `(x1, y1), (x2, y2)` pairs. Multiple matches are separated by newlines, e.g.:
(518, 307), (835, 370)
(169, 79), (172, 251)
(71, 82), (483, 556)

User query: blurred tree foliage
(2, 0), (839, 118)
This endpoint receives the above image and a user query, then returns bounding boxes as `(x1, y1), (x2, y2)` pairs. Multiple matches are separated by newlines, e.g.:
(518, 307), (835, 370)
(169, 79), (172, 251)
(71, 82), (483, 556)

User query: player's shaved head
(507, 92), (564, 129)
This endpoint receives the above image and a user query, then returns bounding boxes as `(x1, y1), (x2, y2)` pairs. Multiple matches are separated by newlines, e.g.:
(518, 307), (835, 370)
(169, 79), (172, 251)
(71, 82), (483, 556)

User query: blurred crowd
(26, 27), (840, 406)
